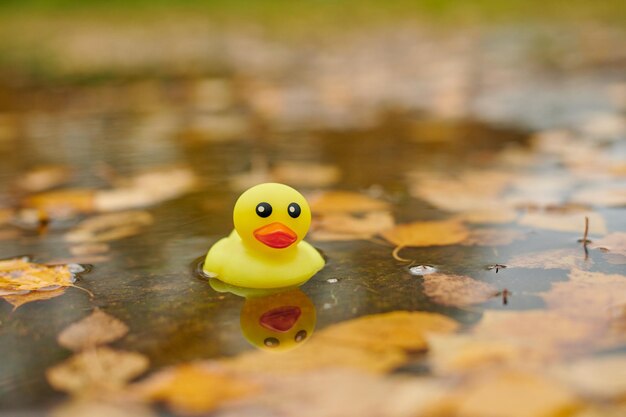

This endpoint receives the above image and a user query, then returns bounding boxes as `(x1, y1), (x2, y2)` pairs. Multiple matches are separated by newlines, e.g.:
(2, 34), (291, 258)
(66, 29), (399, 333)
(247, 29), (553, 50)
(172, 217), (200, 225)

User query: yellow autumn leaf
(380, 219), (469, 261)
(134, 363), (258, 415)
(517, 211), (607, 235)
(422, 274), (498, 307)
(58, 309), (129, 351)
(0, 258), (79, 296)
(308, 191), (389, 214)
(453, 370), (580, 417)
(15, 165), (72, 193)
(2, 287), (67, 310)
(23, 189), (95, 217)
(310, 211), (394, 241)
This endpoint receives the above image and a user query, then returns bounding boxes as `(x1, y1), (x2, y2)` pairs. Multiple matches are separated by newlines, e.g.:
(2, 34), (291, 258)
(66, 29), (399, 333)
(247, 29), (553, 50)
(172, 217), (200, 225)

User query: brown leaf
(508, 248), (593, 270)
(518, 211), (607, 235)
(422, 274), (498, 307)
(94, 166), (197, 212)
(65, 211), (153, 243)
(15, 165), (72, 193)
(540, 269), (626, 320)
(381, 219), (469, 261)
(310, 211), (394, 241)
(271, 162), (341, 187)
(58, 309), (129, 351)
(47, 347), (149, 395)
(453, 370), (580, 417)
(309, 191), (389, 214)
(461, 228), (527, 247)
(23, 189), (95, 218)
(134, 363), (257, 415)
(2, 287), (67, 310)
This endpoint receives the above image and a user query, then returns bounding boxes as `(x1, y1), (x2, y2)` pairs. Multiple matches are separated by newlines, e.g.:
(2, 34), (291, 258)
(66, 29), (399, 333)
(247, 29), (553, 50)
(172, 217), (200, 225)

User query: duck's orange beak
(253, 222), (297, 248)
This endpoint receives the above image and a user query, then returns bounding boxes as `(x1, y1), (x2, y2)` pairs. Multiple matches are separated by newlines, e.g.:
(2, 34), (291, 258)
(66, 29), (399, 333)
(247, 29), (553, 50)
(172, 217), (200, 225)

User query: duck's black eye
(264, 337), (280, 347)
(256, 202), (272, 218)
(288, 203), (301, 218)
(294, 330), (307, 342)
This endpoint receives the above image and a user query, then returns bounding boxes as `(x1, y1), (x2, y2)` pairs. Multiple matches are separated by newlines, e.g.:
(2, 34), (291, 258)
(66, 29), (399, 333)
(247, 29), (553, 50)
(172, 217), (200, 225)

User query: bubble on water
(408, 265), (437, 276)
(327, 278), (338, 283)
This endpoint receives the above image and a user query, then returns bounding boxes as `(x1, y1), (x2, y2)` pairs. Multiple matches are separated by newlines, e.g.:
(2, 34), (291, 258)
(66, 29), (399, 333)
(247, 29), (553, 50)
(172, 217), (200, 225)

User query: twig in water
(577, 216), (591, 259)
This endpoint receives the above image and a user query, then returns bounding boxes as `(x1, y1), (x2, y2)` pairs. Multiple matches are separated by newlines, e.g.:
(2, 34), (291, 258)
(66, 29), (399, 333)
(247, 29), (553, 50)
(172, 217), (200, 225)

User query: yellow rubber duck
(210, 279), (316, 352)
(203, 183), (325, 289)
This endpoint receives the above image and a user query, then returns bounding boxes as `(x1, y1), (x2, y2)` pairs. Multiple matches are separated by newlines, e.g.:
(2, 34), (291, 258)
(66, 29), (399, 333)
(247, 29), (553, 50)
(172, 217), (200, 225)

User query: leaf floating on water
(453, 370), (580, 417)
(540, 269), (626, 321)
(0, 258), (80, 304)
(508, 248), (593, 270)
(95, 166), (197, 212)
(272, 162), (341, 187)
(422, 273), (498, 307)
(15, 165), (72, 193)
(51, 400), (157, 417)
(549, 355), (626, 401)
(517, 211), (607, 235)
(309, 191), (389, 214)
(58, 309), (129, 351)
(46, 347), (149, 395)
(318, 311), (459, 353)
(133, 363), (258, 415)
(310, 211), (394, 241)
(2, 287), (67, 310)
(23, 189), (95, 218)
(65, 211), (154, 243)
(380, 219), (469, 261)
(455, 209), (518, 225)
(461, 228), (527, 247)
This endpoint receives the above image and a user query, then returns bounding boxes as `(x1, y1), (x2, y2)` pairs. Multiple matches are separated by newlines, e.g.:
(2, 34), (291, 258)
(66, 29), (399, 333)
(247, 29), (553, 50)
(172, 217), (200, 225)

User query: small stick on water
(392, 245), (412, 263)
(501, 289), (510, 305)
(577, 216), (591, 259)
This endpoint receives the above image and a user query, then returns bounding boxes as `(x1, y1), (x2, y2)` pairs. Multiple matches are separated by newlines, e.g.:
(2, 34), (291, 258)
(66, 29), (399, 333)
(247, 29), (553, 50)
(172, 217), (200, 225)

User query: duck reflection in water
(209, 278), (316, 352)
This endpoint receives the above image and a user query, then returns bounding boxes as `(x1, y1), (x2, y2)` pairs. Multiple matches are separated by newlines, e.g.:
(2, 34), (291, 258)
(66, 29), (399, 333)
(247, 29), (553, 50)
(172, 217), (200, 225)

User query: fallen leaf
(508, 248), (593, 270)
(408, 170), (513, 212)
(380, 219), (469, 261)
(15, 165), (72, 193)
(453, 370), (580, 417)
(134, 363), (257, 415)
(1, 287), (67, 310)
(58, 309), (129, 351)
(94, 166), (197, 212)
(0, 258), (80, 296)
(590, 232), (626, 257)
(271, 162), (340, 187)
(308, 191), (389, 214)
(540, 269), (626, 320)
(455, 209), (518, 224)
(47, 347), (149, 395)
(23, 189), (95, 218)
(69, 243), (110, 256)
(51, 400), (157, 417)
(422, 274), (498, 307)
(318, 311), (459, 353)
(310, 211), (394, 241)
(461, 228), (527, 246)
(517, 211), (607, 235)
(550, 355), (626, 401)
(65, 211), (153, 243)
(427, 334), (534, 375)
(472, 310), (605, 357)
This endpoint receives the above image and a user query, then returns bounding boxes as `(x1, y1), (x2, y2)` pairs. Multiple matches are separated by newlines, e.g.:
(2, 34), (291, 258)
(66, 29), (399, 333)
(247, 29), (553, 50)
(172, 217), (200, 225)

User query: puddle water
(0, 80), (624, 412)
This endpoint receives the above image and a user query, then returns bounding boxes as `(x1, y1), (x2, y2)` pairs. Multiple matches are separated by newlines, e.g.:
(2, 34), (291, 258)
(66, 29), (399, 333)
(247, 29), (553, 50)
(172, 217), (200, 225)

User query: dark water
(0, 81), (623, 413)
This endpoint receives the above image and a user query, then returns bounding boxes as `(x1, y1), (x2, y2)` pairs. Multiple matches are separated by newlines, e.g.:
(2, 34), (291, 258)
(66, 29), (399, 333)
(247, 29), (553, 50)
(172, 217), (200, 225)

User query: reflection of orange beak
(259, 306), (301, 332)
(254, 222), (297, 249)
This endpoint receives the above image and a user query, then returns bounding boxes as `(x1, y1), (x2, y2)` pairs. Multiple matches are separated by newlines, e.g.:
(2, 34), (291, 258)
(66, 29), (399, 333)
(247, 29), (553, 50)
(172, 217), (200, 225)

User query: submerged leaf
(309, 191), (389, 214)
(2, 287), (67, 310)
(422, 274), (498, 307)
(47, 348), (149, 395)
(508, 248), (593, 270)
(134, 363), (257, 415)
(65, 211), (153, 243)
(58, 309), (129, 351)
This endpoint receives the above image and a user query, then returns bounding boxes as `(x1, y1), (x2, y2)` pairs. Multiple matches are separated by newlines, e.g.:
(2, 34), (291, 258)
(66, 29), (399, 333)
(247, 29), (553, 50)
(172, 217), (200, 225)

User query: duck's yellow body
(203, 183), (325, 289)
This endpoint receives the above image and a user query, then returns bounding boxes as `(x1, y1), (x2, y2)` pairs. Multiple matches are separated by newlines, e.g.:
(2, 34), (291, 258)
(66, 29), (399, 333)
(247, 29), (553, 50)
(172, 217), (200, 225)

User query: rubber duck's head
(233, 183), (311, 255)
(240, 288), (316, 352)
